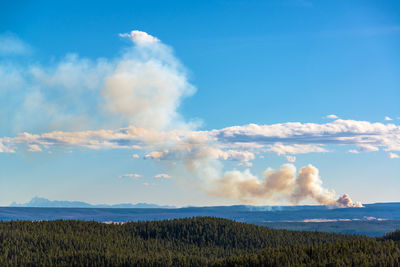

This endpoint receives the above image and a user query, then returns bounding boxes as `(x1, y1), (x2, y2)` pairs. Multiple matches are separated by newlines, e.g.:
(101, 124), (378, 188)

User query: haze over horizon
(7, 196), (400, 209)
(1, 0), (399, 207)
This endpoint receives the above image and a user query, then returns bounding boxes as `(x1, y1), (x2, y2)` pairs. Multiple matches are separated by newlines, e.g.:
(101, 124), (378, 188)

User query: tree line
(0, 217), (399, 266)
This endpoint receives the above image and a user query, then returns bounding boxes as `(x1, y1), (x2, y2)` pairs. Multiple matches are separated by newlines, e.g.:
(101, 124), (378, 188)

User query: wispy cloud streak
(1, 119), (399, 158)
(1, 30), (396, 207)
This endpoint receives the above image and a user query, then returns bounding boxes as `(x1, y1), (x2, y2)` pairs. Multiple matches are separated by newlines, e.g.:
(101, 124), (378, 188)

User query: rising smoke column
(210, 163), (362, 207)
(0, 30), (364, 208)
(143, 132), (362, 207)
(208, 163), (362, 207)
(103, 30), (196, 131)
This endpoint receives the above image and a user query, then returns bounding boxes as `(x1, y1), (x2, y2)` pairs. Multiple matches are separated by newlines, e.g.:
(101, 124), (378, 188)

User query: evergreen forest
(1, 217), (399, 266)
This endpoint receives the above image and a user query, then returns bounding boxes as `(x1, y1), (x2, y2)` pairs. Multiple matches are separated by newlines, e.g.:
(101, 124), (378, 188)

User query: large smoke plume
(139, 132), (362, 207)
(210, 164), (362, 207)
(103, 30), (195, 130)
(0, 30), (367, 208)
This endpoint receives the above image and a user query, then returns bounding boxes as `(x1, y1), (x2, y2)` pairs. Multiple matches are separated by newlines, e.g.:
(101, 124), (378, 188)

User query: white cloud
(348, 150), (359, 154)
(213, 119), (400, 153)
(357, 144), (379, 152)
(131, 154), (140, 158)
(2, 119), (400, 161)
(154, 173), (171, 179)
(144, 146), (255, 166)
(385, 116), (393, 121)
(3, 32), (398, 161)
(326, 114), (338, 119)
(145, 150), (169, 160)
(266, 143), (327, 155)
(0, 54), (111, 134)
(0, 64), (25, 91)
(286, 155), (296, 162)
(388, 152), (399, 159)
(0, 30), (378, 207)
(0, 138), (15, 153)
(0, 30), (195, 135)
(119, 173), (142, 179)
(27, 144), (42, 152)
(238, 162), (253, 167)
(119, 30), (160, 44)
(30, 53), (110, 91)
(0, 33), (31, 55)
(216, 150), (255, 162)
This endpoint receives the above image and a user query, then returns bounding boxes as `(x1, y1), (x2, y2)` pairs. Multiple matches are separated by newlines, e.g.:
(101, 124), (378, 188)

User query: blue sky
(0, 0), (399, 207)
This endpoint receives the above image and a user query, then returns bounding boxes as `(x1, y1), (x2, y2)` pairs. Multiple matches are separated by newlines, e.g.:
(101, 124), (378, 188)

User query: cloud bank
(2, 30), (397, 207)
(0, 30), (194, 135)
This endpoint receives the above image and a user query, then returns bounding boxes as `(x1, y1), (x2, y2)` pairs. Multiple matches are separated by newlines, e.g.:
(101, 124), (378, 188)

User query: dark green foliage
(220, 239), (400, 266)
(381, 229), (400, 241)
(0, 217), (399, 266)
(258, 219), (400, 236)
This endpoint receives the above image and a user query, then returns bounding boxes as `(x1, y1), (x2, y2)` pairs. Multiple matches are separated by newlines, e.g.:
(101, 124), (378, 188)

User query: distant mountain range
(10, 197), (176, 209)
(9, 197), (400, 210)
(3, 199), (400, 236)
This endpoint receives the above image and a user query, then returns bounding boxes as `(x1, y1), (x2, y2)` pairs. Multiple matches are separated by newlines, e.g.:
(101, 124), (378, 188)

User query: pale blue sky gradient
(0, 0), (399, 206)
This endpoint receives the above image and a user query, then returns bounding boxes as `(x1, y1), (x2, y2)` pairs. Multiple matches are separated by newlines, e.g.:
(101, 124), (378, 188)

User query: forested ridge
(0, 217), (399, 266)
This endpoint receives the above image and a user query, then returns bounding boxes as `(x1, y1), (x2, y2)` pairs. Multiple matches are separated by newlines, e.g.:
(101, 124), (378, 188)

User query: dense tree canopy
(0, 217), (399, 266)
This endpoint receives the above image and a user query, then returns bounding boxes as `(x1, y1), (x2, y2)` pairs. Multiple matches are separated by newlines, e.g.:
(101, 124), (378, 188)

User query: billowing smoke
(103, 30), (195, 130)
(134, 122), (360, 207)
(142, 133), (362, 207)
(0, 30), (195, 134)
(0, 30), (365, 208)
(207, 163), (362, 208)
